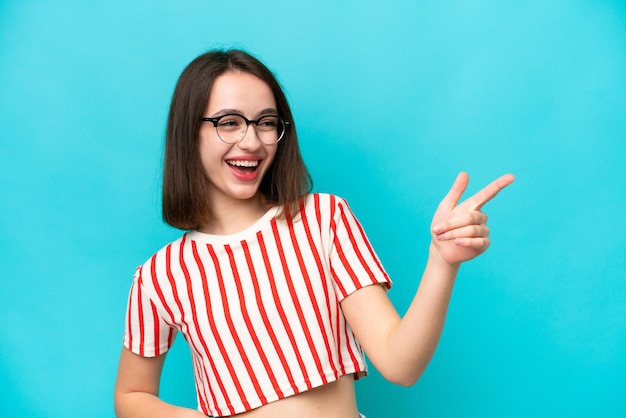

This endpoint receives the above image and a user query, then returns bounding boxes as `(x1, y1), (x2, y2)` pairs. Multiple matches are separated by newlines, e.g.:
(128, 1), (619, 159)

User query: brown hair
(162, 49), (312, 230)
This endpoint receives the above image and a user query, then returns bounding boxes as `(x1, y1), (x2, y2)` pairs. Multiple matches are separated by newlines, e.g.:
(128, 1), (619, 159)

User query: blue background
(1, 1), (625, 417)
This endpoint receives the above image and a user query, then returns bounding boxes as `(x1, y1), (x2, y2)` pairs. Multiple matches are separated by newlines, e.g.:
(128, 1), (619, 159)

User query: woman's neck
(199, 195), (271, 236)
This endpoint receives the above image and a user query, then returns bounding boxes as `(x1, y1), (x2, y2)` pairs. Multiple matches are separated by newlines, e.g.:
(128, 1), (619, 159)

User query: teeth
(227, 160), (259, 167)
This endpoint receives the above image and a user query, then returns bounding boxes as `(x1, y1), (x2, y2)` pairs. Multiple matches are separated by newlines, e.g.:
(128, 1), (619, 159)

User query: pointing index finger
(465, 174), (515, 210)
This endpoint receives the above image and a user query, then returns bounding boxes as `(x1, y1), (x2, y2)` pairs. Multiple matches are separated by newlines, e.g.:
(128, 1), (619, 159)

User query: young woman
(114, 49), (514, 418)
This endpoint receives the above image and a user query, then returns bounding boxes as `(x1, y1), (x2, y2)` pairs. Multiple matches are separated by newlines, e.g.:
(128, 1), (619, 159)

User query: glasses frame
(200, 113), (290, 144)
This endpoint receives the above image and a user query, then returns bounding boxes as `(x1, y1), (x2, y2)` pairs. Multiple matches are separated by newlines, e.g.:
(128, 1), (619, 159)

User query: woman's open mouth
(226, 159), (261, 180)
(227, 159), (259, 172)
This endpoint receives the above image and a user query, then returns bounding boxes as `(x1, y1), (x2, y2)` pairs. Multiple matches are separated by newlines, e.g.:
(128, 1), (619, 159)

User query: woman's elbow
(379, 367), (424, 387)
(387, 374), (420, 387)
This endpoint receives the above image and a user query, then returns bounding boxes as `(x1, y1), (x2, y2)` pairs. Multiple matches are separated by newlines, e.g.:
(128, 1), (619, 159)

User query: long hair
(162, 49), (311, 230)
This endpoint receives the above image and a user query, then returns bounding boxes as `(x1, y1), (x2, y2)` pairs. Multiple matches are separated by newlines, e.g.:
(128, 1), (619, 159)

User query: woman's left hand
(430, 172), (515, 266)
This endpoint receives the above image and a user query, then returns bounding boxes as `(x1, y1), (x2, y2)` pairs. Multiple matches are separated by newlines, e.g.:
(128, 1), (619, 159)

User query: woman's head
(162, 49), (311, 230)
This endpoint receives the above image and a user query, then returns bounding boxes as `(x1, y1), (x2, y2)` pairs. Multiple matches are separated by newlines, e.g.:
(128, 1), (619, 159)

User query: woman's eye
(258, 117), (278, 128)
(219, 118), (242, 128)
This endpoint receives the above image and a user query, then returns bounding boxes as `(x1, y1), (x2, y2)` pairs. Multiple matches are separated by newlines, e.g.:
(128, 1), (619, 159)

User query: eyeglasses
(200, 113), (290, 144)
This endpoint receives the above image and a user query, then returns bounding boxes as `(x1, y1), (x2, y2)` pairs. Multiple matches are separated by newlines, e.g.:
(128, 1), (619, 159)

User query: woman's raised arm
(341, 172), (514, 386)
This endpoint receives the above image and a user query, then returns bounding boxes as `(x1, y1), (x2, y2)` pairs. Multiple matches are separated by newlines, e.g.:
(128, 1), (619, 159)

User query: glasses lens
(256, 116), (285, 144)
(215, 114), (286, 144)
(216, 114), (246, 143)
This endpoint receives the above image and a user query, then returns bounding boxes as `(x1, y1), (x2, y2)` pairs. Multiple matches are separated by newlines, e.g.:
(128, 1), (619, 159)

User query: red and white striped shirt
(123, 193), (391, 417)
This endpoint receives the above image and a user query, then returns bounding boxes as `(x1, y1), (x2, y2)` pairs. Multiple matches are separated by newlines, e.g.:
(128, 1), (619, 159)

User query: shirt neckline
(186, 205), (281, 245)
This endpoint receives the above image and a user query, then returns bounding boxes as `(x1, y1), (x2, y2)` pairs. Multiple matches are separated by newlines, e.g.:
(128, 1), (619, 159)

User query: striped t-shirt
(123, 193), (392, 417)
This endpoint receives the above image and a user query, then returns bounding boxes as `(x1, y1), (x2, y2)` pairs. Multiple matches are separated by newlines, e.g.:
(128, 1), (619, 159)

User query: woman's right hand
(430, 172), (514, 266)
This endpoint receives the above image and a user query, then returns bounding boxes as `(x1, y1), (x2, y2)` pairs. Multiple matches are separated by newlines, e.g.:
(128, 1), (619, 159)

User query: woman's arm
(114, 348), (205, 418)
(340, 172), (514, 386)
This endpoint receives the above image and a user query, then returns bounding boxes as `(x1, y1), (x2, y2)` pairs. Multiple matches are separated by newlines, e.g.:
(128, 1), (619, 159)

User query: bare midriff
(228, 374), (359, 418)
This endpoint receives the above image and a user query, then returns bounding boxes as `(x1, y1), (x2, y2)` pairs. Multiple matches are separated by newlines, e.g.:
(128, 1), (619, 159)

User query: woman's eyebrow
(256, 108), (279, 116)
(210, 108), (242, 117)
(210, 108), (279, 118)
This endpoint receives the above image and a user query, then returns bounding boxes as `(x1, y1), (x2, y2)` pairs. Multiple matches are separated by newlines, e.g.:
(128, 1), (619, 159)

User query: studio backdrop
(1, 1), (625, 417)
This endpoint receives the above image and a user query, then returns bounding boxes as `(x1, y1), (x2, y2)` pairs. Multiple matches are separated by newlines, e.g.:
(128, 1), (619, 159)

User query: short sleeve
(123, 267), (177, 357)
(329, 197), (392, 301)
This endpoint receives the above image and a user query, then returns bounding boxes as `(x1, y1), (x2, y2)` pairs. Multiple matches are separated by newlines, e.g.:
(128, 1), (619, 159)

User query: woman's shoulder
(137, 233), (189, 271)
(303, 192), (348, 208)
(297, 193), (354, 227)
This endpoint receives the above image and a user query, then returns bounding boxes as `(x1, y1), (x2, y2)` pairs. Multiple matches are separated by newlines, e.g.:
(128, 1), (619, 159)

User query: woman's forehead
(206, 71), (276, 116)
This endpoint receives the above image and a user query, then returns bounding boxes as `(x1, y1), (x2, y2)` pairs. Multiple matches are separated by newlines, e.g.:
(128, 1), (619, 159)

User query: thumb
(437, 172), (469, 211)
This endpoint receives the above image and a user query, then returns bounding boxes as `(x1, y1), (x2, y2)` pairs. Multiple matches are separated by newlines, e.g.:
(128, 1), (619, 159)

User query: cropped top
(123, 193), (391, 417)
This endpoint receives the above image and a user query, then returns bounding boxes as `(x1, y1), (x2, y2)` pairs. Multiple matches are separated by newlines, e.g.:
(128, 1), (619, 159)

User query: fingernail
(433, 225), (442, 234)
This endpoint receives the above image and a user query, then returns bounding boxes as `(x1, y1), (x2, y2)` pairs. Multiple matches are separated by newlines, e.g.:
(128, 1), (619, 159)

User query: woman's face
(198, 71), (278, 210)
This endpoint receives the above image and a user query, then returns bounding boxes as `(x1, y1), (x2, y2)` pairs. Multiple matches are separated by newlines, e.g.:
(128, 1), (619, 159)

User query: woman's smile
(226, 157), (263, 181)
